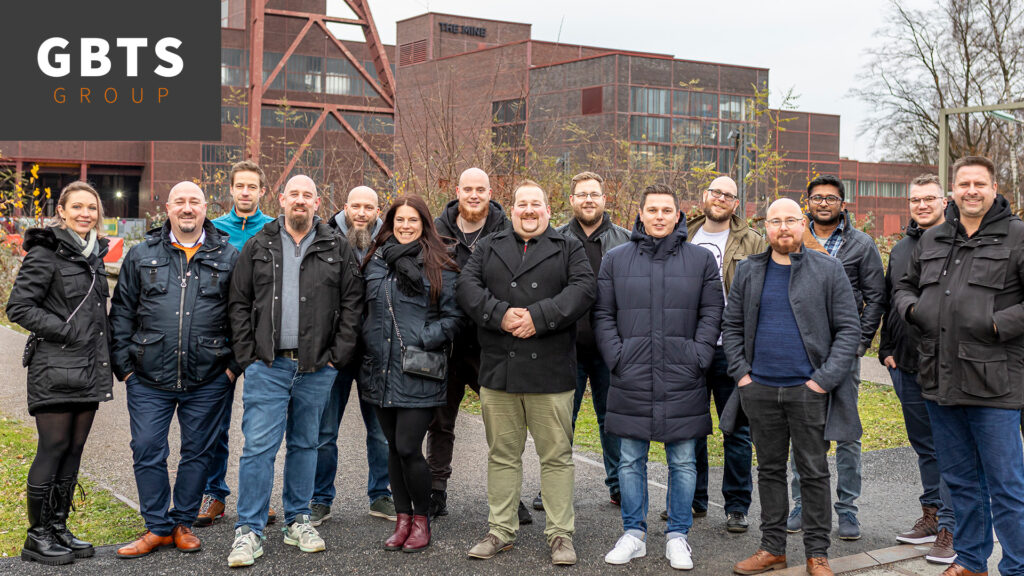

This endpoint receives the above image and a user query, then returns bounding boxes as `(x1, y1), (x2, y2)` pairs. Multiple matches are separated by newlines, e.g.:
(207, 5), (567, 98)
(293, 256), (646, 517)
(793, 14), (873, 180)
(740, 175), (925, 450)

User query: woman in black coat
(359, 194), (462, 553)
(6, 181), (113, 565)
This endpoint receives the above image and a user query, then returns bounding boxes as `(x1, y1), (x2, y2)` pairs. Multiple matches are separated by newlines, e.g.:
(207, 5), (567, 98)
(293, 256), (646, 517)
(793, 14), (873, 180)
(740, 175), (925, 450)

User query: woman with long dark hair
(359, 195), (463, 552)
(7, 181), (113, 565)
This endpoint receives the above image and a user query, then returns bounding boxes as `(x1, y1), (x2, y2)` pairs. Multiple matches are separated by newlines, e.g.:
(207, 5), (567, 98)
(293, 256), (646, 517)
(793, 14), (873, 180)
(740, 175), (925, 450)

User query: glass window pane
(672, 118), (700, 145)
(630, 116), (670, 143)
(673, 91), (690, 116)
(692, 92), (718, 118)
(631, 87), (670, 115)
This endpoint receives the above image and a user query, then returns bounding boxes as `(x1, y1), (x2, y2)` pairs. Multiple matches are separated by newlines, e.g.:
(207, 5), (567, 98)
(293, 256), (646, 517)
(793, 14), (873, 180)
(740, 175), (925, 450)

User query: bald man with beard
(227, 175), (364, 567)
(109, 182), (240, 558)
(720, 198), (860, 576)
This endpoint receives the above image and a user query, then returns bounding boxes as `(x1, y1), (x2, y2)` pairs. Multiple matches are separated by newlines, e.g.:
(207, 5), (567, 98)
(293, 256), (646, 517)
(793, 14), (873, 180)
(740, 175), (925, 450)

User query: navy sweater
(751, 259), (813, 387)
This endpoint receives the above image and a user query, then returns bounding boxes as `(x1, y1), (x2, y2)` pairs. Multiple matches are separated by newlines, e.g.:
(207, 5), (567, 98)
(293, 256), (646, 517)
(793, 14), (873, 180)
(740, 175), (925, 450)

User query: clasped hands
(501, 307), (537, 338)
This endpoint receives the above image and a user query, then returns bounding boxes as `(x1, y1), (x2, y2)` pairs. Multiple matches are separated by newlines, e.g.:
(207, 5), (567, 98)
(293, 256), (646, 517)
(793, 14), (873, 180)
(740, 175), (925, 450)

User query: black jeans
(740, 382), (831, 559)
(425, 345), (480, 491)
(376, 407), (435, 517)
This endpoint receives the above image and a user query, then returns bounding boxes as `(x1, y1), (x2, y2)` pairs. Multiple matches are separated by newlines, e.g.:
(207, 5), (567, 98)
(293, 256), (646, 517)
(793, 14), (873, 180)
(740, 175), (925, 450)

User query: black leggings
(375, 407), (434, 516)
(28, 409), (96, 487)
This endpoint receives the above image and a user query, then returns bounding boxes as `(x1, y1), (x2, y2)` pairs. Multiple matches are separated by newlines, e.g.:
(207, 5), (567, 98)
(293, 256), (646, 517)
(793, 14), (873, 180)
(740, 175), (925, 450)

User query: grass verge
(0, 415), (144, 558)
(461, 381), (909, 466)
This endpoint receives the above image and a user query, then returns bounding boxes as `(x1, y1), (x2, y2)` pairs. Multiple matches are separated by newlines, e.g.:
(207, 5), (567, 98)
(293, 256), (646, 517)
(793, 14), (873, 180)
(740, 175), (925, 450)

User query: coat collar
(491, 224), (565, 280)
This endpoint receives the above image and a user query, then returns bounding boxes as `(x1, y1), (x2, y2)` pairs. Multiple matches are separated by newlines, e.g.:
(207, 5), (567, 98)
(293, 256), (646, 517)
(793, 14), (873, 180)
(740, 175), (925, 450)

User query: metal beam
(330, 110), (393, 180)
(246, 0), (265, 162)
(939, 102), (1024, 191)
(272, 109), (329, 193)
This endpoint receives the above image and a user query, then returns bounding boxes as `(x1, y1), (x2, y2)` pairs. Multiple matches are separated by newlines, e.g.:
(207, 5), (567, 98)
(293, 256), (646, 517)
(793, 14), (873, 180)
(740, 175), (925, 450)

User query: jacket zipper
(175, 251), (187, 390)
(270, 246), (278, 350)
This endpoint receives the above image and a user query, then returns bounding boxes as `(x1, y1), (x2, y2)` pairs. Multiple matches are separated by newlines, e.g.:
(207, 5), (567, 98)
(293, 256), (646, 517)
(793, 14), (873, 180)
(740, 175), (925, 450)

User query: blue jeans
(234, 358), (337, 536)
(202, 378), (235, 501)
(926, 402), (1024, 575)
(313, 362), (390, 506)
(619, 437), (696, 539)
(572, 351), (620, 495)
(791, 358), (861, 516)
(888, 367), (954, 532)
(126, 373), (232, 536)
(695, 346), (753, 514)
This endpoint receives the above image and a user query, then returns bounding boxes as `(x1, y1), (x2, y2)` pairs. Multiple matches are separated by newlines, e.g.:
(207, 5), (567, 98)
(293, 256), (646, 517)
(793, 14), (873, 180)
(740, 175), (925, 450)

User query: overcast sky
(333, 0), (913, 161)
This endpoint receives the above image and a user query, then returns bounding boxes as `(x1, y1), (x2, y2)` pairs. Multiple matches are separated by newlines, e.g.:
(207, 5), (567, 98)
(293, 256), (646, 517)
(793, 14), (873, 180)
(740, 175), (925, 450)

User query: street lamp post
(937, 101), (1024, 193)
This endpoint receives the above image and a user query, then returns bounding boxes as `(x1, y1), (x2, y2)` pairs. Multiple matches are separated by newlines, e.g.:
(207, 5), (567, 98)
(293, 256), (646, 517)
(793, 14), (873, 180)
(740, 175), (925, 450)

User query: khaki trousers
(480, 387), (575, 545)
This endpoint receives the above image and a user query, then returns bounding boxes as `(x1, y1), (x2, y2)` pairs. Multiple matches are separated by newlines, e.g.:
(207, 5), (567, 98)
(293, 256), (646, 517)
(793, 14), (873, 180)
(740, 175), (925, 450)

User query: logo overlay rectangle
(2, 0), (221, 141)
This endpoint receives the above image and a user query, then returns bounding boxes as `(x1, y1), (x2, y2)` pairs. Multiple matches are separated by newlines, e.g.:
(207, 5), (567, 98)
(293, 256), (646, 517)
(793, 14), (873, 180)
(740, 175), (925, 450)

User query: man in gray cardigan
(721, 198), (861, 576)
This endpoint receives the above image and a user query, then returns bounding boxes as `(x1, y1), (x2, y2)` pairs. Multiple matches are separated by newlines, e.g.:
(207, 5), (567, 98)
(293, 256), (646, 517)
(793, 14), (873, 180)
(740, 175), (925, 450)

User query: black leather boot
(21, 482), (74, 565)
(51, 476), (94, 558)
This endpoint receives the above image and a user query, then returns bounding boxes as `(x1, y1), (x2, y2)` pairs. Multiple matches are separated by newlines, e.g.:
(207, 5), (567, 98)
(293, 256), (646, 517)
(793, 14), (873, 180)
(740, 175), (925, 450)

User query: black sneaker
(532, 491), (544, 511)
(518, 500), (533, 525)
(726, 511), (749, 533)
(429, 489), (448, 518)
(310, 503), (331, 527)
(692, 505), (708, 518)
(610, 490), (621, 507)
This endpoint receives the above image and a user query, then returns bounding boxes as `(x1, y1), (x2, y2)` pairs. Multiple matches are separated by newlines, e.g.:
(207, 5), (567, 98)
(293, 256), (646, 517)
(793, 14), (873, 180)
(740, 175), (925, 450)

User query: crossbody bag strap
(383, 277), (405, 350)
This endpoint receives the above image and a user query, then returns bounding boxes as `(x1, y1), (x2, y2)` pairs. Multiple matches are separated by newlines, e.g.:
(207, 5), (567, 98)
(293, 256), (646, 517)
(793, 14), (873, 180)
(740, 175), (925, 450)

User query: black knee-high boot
(51, 476), (94, 558)
(22, 482), (74, 566)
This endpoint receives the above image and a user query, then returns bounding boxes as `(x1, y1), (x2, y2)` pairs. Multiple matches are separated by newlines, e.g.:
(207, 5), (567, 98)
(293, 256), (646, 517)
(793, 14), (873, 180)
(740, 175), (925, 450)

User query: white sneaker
(227, 526), (263, 568)
(283, 514), (326, 553)
(666, 536), (693, 570)
(604, 532), (647, 565)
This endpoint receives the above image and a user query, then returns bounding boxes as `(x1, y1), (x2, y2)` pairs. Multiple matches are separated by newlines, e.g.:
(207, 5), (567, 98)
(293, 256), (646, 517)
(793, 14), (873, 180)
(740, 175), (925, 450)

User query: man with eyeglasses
(685, 175), (766, 534)
(877, 174), (956, 564)
(789, 175), (885, 541)
(549, 171), (629, 510)
(722, 198), (860, 576)
(109, 182), (240, 558)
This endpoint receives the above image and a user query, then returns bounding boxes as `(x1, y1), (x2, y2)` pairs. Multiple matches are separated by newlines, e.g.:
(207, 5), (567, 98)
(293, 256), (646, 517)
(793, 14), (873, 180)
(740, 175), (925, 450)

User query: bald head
(702, 176), (740, 224)
(284, 175), (317, 196)
(456, 167), (492, 224)
(765, 198), (804, 256)
(165, 181), (207, 240)
(344, 185), (380, 233)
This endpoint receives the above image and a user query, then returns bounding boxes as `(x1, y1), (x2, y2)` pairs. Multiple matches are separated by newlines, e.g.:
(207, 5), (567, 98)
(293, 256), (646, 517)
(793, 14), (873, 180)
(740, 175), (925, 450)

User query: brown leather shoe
(384, 514), (412, 551)
(402, 515), (431, 553)
(941, 564), (988, 576)
(733, 549), (787, 574)
(172, 525), (202, 553)
(806, 557), (834, 576)
(195, 495), (225, 527)
(733, 545), (786, 569)
(116, 531), (174, 558)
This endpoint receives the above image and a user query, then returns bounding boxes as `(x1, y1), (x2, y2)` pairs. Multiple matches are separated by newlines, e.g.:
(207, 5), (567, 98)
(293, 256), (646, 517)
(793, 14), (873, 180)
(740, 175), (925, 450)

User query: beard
(286, 210), (312, 232)
(347, 224), (373, 252)
(810, 210), (841, 226)
(703, 201), (732, 223)
(572, 205), (603, 228)
(769, 236), (801, 255)
(458, 201), (489, 224)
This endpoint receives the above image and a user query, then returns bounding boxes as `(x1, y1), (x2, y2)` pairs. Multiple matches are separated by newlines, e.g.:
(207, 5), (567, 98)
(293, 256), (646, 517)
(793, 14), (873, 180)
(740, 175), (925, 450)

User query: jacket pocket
(139, 258), (170, 295)
(957, 341), (1009, 398)
(317, 251), (343, 286)
(968, 248), (1010, 290)
(130, 330), (166, 381)
(917, 338), (939, 395)
(196, 335), (230, 380)
(917, 248), (947, 287)
(198, 259), (230, 298)
(44, 356), (92, 393)
(60, 266), (91, 299)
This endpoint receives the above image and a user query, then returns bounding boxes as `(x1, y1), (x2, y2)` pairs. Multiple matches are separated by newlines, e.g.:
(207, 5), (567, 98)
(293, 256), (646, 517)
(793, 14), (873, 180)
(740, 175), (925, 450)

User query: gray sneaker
(310, 503), (331, 527)
(227, 526), (263, 568)
(369, 496), (397, 521)
(787, 505), (803, 533)
(283, 514), (325, 553)
(838, 512), (861, 541)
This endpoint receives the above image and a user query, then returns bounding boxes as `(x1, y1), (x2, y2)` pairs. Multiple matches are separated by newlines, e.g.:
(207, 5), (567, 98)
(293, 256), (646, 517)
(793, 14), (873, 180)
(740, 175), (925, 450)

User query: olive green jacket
(687, 213), (767, 295)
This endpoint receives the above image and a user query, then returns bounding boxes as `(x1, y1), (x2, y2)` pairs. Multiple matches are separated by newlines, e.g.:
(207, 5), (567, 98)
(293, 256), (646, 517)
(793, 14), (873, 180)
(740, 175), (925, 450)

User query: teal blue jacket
(212, 207), (275, 251)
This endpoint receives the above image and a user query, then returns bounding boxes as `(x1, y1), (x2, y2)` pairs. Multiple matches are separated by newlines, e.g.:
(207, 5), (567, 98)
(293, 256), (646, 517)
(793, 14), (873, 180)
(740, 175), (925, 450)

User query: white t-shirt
(691, 226), (729, 345)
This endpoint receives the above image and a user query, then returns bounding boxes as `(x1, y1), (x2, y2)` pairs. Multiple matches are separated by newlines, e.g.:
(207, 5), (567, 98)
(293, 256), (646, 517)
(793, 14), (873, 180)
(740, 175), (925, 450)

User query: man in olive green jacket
(686, 176), (767, 532)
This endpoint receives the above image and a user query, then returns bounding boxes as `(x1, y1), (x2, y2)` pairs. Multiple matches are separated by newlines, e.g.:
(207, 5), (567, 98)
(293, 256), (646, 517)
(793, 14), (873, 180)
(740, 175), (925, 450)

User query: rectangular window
(630, 116), (670, 143)
(691, 92), (718, 118)
(719, 94), (746, 121)
(876, 181), (907, 198)
(221, 105), (247, 125)
(630, 144), (671, 169)
(263, 52), (286, 91)
(630, 87), (670, 115)
(221, 0), (245, 29)
(859, 180), (875, 198)
(220, 48), (247, 87)
(700, 121), (720, 146)
(286, 54), (322, 93)
(581, 86), (603, 115)
(719, 148), (736, 174)
(325, 58), (364, 96)
(491, 124), (525, 148)
(492, 99), (526, 124)
(842, 179), (857, 201)
(673, 90), (690, 116)
(672, 118), (700, 145)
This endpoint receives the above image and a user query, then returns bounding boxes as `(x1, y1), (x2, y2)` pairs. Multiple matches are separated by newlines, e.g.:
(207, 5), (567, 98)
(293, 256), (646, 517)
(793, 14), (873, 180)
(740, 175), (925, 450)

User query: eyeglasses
(765, 217), (802, 228)
(908, 196), (942, 206)
(572, 191), (604, 199)
(707, 189), (738, 201)
(808, 195), (842, 206)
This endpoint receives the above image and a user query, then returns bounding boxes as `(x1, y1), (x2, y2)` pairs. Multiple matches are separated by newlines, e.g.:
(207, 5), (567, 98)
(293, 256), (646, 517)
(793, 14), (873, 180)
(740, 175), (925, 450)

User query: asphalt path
(0, 325), (930, 575)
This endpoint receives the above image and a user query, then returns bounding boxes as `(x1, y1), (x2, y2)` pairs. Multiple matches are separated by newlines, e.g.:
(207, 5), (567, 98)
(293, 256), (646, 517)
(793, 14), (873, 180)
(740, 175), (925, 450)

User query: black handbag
(22, 267), (96, 368)
(385, 280), (447, 382)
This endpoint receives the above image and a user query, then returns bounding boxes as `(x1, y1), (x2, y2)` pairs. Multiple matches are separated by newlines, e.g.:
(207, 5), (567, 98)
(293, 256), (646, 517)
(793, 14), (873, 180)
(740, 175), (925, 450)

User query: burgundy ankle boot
(402, 515), (430, 552)
(384, 513), (412, 551)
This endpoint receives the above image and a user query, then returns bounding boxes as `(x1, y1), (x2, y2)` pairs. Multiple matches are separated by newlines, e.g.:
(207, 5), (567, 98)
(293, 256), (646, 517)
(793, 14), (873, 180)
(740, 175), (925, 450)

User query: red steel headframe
(246, 0), (396, 192)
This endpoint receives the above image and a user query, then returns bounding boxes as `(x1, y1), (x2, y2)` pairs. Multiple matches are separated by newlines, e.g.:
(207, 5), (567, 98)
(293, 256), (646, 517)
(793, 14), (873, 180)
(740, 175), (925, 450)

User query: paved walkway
(0, 324), (998, 574)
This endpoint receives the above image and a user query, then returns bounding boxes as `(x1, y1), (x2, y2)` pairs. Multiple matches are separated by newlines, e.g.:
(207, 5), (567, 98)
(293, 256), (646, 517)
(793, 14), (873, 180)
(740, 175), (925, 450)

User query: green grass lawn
(462, 381), (909, 466)
(0, 416), (144, 558)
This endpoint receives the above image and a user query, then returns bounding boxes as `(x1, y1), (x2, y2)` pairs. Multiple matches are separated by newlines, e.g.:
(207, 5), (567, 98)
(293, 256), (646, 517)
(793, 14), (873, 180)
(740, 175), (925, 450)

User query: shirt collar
(169, 228), (205, 248)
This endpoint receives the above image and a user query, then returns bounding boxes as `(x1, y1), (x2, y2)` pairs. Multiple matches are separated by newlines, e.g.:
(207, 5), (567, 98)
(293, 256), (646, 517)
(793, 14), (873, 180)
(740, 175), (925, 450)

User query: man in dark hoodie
(878, 174), (956, 564)
(427, 167), (517, 519)
(894, 156), (1024, 576)
(310, 186), (394, 526)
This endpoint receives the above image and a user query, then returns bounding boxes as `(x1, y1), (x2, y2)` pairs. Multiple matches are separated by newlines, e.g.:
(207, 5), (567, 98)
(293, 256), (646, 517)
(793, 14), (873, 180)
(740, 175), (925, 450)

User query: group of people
(7, 156), (1023, 575)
